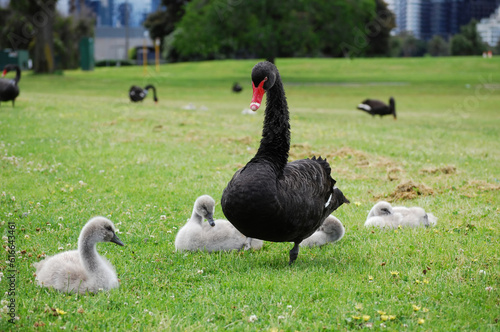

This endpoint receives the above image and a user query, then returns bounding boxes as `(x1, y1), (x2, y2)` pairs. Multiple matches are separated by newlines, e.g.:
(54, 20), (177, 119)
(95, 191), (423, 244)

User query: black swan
(221, 61), (349, 265)
(129, 84), (158, 103)
(357, 97), (396, 119)
(232, 82), (243, 93)
(0, 64), (21, 107)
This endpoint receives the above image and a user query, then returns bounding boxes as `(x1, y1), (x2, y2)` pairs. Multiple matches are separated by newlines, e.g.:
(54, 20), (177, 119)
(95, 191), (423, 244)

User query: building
(151, 0), (162, 12)
(477, 6), (500, 46)
(94, 26), (152, 60)
(388, 0), (500, 40)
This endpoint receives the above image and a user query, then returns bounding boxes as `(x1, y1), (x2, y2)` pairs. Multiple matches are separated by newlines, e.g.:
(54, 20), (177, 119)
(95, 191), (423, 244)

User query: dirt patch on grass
(290, 146), (373, 166)
(220, 136), (255, 145)
(420, 165), (457, 175)
(387, 167), (404, 181)
(463, 180), (500, 192)
(375, 180), (435, 201)
(330, 147), (368, 159)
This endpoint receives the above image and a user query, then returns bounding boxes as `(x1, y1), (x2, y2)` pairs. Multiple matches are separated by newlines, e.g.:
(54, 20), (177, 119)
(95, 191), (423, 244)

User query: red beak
(1, 69), (6, 77)
(250, 77), (267, 111)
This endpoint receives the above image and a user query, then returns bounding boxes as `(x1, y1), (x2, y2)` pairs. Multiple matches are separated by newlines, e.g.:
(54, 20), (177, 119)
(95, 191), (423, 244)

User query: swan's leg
(289, 242), (300, 265)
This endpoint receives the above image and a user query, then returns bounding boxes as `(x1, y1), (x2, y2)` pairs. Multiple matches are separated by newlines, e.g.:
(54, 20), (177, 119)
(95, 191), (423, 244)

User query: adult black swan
(0, 64), (21, 107)
(129, 84), (158, 103)
(221, 61), (349, 265)
(357, 97), (396, 119)
(232, 82), (243, 93)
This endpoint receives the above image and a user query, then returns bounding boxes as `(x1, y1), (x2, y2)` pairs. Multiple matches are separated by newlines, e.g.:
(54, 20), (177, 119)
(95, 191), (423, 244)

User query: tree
(10, 0), (58, 73)
(365, 0), (396, 57)
(428, 35), (449, 56)
(390, 31), (427, 57)
(450, 19), (487, 56)
(143, 0), (190, 60)
(170, 0), (377, 62)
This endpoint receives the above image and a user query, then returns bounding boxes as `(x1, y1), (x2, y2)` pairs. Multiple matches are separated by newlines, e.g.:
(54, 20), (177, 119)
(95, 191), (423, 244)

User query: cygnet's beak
(207, 214), (216, 227)
(111, 233), (125, 246)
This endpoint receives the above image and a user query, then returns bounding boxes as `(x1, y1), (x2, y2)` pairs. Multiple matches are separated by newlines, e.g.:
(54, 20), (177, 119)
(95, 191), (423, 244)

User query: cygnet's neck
(190, 206), (204, 225)
(78, 229), (101, 272)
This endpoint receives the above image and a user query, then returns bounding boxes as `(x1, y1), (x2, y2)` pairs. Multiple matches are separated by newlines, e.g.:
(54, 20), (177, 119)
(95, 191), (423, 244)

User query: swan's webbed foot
(289, 242), (300, 265)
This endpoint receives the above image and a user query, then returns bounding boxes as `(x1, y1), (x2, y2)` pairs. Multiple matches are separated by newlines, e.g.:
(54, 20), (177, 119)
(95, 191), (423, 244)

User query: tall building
(389, 0), (500, 40)
(477, 6), (500, 46)
(151, 0), (161, 12)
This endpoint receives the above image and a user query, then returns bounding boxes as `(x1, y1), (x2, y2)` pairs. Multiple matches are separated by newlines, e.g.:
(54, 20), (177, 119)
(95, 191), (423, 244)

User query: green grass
(1, 57), (499, 331)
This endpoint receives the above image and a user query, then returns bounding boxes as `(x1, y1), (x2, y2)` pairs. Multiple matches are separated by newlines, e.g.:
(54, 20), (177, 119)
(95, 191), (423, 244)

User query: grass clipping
(377, 180), (435, 201)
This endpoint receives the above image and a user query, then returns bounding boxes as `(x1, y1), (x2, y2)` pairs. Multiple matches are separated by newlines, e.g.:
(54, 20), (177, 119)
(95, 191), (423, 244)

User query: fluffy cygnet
(365, 201), (437, 229)
(300, 215), (345, 247)
(175, 195), (263, 252)
(33, 216), (124, 294)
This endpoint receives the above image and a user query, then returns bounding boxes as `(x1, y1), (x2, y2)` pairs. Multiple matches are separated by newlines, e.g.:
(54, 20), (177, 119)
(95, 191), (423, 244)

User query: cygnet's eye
(105, 225), (113, 232)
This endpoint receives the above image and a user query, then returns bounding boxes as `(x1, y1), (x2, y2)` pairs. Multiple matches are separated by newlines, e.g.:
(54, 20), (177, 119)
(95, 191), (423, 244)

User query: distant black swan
(129, 84), (158, 103)
(221, 61), (349, 265)
(357, 97), (396, 119)
(232, 82), (243, 93)
(0, 64), (21, 107)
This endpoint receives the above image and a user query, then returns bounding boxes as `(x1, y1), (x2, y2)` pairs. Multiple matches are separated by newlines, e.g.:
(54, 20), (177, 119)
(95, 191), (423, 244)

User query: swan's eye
(105, 225), (113, 231)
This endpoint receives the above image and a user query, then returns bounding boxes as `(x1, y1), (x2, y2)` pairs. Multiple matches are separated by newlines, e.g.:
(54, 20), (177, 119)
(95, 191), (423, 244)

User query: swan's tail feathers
(357, 103), (372, 112)
(310, 156), (332, 177)
(328, 187), (350, 212)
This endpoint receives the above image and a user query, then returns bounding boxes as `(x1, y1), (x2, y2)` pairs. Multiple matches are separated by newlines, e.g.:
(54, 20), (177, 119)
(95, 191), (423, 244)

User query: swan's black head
(389, 97), (396, 120)
(2, 64), (18, 77)
(250, 61), (278, 111)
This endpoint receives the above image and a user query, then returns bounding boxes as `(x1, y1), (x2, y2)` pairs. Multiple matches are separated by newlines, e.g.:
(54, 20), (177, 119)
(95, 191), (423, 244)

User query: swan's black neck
(5, 66), (20, 85)
(13, 66), (20, 84)
(145, 84), (157, 101)
(251, 74), (290, 171)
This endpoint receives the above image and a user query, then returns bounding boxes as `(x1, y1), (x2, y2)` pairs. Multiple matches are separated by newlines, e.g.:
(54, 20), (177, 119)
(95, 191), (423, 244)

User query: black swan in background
(357, 97), (396, 119)
(0, 64), (21, 107)
(232, 82), (243, 93)
(221, 61), (349, 265)
(129, 84), (158, 103)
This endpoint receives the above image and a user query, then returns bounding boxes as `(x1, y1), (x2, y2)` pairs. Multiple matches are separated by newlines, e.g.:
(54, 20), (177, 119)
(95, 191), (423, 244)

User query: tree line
(0, 0), (94, 73)
(0, 0), (496, 73)
(145, 0), (496, 62)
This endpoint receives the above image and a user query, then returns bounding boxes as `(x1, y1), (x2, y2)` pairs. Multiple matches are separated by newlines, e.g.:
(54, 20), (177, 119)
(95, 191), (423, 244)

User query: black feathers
(0, 64), (21, 107)
(221, 62), (348, 264)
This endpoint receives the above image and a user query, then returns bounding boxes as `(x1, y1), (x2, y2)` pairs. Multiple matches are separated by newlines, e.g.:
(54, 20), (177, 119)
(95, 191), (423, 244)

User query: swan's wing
(276, 158), (340, 240)
(366, 99), (386, 109)
(282, 158), (335, 212)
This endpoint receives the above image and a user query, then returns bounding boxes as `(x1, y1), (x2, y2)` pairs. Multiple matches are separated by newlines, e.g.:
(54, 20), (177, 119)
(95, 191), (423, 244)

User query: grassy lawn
(0, 57), (499, 331)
